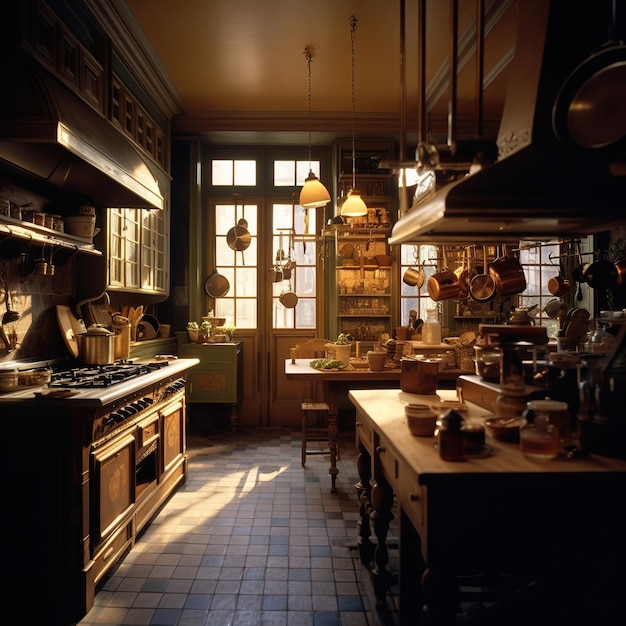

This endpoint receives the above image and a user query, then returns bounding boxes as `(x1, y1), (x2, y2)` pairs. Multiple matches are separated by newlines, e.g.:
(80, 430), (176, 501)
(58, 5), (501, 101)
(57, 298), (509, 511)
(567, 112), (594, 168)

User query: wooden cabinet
(176, 336), (243, 430)
(329, 139), (397, 342)
(334, 229), (393, 342)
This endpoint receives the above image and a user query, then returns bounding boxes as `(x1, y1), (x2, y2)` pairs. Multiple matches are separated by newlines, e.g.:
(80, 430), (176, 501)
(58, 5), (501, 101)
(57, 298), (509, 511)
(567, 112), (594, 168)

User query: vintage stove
(0, 357), (199, 625)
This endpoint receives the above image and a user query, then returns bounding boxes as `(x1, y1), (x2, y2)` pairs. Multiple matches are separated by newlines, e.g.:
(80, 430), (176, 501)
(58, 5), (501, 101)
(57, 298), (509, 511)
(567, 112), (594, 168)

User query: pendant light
(299, 48), (331, 209)
(340, 15), (368, 218)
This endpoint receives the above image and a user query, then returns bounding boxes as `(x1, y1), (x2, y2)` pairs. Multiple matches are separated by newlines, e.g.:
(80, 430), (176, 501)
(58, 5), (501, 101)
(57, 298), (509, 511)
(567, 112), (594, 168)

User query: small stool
(301, 401), (330, 467)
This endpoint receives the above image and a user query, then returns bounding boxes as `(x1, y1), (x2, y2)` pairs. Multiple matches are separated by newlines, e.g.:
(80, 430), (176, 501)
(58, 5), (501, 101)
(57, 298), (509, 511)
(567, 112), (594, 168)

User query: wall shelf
(0, 216), (101, 256)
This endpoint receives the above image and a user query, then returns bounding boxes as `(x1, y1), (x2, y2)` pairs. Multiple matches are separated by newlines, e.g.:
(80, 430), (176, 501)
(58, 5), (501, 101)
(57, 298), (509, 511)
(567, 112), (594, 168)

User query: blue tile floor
(73, 427), (398, 626)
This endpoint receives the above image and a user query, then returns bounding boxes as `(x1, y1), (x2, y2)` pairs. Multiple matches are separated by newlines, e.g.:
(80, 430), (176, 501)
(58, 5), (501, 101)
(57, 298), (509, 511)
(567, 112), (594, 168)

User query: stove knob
(117, 408), (132, 419)
(143, 397), (154, 405)
(109, 411), (125, 423)
(125, 405), (138, 415)
(131, 402), (145, 412)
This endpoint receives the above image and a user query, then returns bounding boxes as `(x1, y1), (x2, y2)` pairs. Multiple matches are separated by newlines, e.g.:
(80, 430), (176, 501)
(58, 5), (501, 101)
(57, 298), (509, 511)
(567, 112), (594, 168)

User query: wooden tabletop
(348, 388), (626, 479)
(285, 359), (470, 382)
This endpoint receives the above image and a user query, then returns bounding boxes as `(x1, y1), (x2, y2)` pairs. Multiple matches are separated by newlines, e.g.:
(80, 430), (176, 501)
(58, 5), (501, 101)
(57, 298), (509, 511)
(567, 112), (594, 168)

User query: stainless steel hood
(0, 58), (165, 209)
(389, 0), (626, 245)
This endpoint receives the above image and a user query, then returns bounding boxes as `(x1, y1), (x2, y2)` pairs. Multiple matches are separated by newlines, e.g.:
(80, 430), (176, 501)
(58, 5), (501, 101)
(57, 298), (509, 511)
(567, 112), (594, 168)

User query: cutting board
(56, 305), (85, 358)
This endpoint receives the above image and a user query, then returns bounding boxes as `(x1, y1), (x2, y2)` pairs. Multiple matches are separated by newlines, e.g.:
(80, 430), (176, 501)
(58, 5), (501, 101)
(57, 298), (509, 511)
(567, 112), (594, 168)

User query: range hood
(0, 57), (165, 209)
(389, 0), (626, 245)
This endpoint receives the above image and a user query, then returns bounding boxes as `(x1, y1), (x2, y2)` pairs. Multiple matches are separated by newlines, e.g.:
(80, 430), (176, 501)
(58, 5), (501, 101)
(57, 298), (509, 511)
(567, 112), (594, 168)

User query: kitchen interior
(1, 0), (626, 624)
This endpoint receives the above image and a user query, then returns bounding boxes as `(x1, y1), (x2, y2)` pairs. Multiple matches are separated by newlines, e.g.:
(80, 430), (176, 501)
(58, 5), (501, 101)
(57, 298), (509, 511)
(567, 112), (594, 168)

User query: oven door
(91, 433), (135, 547)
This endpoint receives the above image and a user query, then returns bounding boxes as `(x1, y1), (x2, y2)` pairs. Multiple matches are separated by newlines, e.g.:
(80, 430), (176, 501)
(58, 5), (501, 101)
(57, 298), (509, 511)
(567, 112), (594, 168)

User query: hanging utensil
(302, 201), (309, 256)
(469, 245), (496, 303)
(489, 244), (527, 296)
(572, 240), (586, 301)
(427, 247), (461, 301)
(204, 270), (230, 298)
(553, 0), (626, 152)
(226, 194), (250, 264)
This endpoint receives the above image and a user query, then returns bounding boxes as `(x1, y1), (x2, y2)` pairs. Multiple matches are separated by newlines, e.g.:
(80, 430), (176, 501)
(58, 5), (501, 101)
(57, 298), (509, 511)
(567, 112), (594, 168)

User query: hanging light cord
(349, 15), (358, 191)
(304, 47), (313, 169)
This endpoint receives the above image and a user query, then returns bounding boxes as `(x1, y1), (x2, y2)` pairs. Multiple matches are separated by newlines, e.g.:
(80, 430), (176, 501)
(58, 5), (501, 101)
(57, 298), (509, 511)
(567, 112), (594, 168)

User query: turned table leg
(355, 441), (374, 566)
(370, 475), (394, 604)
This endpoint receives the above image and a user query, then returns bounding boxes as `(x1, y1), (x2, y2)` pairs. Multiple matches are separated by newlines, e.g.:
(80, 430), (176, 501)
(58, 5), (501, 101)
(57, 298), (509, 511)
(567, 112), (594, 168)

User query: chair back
(293, 338), (330, 359)
(292, 338), (330, 402)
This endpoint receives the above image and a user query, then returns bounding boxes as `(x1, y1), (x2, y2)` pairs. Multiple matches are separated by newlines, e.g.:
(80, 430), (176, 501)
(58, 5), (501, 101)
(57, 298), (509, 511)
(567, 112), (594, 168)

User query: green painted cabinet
(176, 334), (243, 429)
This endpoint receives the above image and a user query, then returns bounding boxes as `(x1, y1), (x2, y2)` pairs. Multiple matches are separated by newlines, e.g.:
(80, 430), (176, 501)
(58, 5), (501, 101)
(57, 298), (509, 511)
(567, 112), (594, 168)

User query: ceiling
(123, 0), (518, 148)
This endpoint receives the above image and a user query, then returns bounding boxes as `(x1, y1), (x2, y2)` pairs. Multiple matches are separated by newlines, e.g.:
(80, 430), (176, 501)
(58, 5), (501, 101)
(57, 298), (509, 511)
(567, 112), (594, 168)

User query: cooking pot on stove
(76, 324), (115, 364)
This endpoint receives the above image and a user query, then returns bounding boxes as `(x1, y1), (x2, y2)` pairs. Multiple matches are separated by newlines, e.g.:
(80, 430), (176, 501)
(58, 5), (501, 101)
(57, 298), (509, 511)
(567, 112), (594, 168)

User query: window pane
(297, 160), (319, 185)
(234, 160), (256, 185)
(212, 160), (233, 185)
(274, 161), (296, 186)
(214, 201), (258, 328)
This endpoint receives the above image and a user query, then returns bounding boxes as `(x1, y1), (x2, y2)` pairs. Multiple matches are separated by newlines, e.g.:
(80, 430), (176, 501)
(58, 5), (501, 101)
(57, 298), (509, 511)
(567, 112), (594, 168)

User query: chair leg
(301, 411), (307, 467)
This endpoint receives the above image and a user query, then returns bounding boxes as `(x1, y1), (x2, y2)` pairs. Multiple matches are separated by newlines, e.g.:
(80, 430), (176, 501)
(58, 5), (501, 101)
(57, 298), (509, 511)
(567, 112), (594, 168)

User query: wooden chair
(292, 338), (332, 467)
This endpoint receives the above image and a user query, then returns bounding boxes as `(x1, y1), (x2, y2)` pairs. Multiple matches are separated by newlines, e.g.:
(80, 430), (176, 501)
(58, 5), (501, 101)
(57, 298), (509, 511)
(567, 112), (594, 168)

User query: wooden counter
(349, 388), (626, 625)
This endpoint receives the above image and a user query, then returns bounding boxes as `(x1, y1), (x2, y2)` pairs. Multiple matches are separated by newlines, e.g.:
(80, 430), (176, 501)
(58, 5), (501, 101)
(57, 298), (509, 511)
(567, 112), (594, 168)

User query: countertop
(348, 388), (626, 479)
(0, 357), (200, 406)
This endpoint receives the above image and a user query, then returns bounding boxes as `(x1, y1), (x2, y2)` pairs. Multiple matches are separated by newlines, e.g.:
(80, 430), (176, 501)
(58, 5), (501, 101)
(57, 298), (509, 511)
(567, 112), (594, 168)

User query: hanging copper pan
(204, 270), (230, 298)
(469, 245), (496, 303)
(427, 247), (460, 301)
(489, 245), (527, 296)
(226, 218), (251, 252)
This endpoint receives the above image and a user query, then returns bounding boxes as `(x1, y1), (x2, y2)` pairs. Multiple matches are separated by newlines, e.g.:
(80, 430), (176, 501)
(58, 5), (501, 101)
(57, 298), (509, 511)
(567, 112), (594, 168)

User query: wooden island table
(284, 359), (468, 492)
(348, 388), (626, 625)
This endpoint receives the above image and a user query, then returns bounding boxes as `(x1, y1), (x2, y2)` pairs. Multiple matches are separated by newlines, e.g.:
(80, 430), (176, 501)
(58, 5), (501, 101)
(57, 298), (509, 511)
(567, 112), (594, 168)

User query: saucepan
(489, 245), (527, 296)
(403, 264), (425, 288)
(427, 248), (460, 301)
(469, 245), (496, 303)
(548, 259), (571, 297)
(279, 282), (298, 308)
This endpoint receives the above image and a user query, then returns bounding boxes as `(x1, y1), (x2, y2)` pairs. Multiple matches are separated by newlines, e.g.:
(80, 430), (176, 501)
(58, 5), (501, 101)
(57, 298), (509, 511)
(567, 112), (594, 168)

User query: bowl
(485, 416), (524, 442)
(405, 404), (438, 437)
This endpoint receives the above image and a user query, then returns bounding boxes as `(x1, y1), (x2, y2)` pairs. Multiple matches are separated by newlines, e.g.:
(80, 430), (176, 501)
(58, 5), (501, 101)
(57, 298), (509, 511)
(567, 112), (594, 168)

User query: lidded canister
(438, 409), (465, 461)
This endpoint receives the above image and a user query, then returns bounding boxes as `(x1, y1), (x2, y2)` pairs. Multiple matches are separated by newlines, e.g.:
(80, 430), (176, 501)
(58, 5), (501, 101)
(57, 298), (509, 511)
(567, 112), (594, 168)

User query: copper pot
(403, 265), (424, 288)
(548, 274), (572, 297)
(489, 246), (527, 296)
(427, 269), (460, 301)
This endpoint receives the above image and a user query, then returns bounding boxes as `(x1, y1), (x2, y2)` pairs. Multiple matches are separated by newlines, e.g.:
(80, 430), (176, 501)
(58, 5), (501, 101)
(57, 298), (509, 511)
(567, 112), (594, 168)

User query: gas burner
(50, 361), (169, 388)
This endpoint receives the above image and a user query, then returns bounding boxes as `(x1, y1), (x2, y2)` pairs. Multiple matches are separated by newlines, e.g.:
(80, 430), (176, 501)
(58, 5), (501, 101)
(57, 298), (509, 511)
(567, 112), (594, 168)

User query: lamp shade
(299, 171), (331, 208)
(340, 189), (368, 216)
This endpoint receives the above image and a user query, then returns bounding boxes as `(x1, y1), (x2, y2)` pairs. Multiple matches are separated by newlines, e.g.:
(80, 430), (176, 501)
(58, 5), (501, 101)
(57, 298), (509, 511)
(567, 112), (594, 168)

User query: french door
(211, 197), (325, 426)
